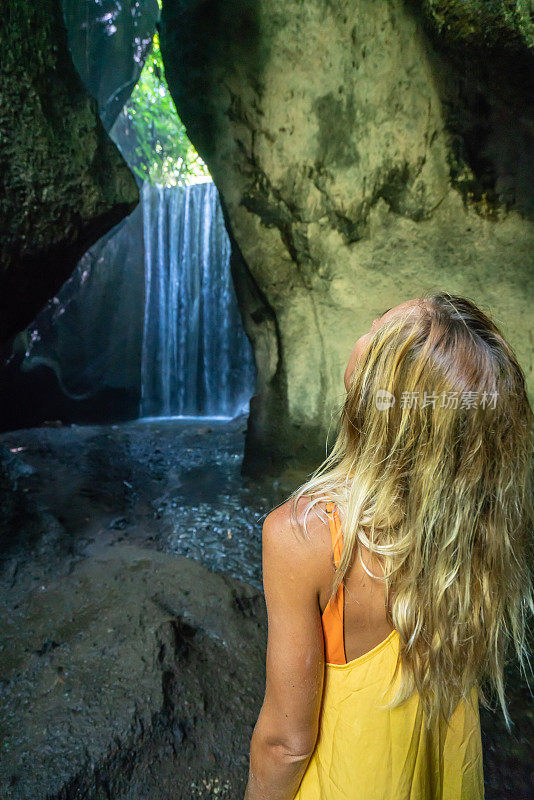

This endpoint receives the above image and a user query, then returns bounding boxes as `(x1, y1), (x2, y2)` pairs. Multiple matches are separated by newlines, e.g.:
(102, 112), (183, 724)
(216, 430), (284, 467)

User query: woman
(243, 292), (533, 800)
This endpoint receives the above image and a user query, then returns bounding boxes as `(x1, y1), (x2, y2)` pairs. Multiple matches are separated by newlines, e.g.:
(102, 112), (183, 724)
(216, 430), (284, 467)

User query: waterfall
(140, 181), (255, 419)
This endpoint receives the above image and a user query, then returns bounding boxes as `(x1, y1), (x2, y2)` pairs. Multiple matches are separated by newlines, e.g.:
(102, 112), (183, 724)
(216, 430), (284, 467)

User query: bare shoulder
(263, 494), (323, 539)
(262, 495), (333, 575)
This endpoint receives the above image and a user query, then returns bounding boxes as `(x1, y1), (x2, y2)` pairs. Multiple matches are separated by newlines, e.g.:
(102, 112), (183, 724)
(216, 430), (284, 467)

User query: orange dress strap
(321, 500), (346, 664)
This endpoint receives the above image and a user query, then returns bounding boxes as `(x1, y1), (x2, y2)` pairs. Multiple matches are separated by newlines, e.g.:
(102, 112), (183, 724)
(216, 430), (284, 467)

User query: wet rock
(0, 0), (138, 344)
(0, 418), (283, 797)
(0, 445), (64, 562)
(0, 543), (267, 800)
(62, 0), (160, 132)
(35, 638), (62, 656)
(108, 516), (131, 530)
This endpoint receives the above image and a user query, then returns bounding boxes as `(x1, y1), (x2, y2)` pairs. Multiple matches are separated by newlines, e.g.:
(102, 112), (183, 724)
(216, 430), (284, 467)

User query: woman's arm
(244, 501), (325, 800)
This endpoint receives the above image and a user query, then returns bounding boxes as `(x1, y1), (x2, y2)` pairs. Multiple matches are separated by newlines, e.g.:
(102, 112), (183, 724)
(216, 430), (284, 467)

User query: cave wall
(416, 0), (534, 51)
(0, 203), (148, 430)
(61, 0), (160, 132)
(0, 0), (139, 348)
(160, 0), (534, 473)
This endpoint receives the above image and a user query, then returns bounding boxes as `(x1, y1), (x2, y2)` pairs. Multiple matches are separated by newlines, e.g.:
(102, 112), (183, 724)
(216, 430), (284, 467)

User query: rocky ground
(0, 416), (532, 799)
(0, 414), (286, 800)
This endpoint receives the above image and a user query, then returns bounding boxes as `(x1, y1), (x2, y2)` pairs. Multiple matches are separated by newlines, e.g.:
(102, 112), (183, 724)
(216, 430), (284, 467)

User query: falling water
(140, 181), (255, 419)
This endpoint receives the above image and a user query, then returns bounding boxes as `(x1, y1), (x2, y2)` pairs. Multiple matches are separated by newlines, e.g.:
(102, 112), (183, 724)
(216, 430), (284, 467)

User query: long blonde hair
(289, 291), (534, 729)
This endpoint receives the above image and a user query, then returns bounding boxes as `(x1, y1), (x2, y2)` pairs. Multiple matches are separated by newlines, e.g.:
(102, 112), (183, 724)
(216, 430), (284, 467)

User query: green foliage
(115, 31), (210, 186)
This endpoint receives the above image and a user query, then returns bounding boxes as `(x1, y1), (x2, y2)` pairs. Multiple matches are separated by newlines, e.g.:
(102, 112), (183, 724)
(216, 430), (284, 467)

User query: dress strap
(322, 500), (346, 664)
(325, 501), (343, 567)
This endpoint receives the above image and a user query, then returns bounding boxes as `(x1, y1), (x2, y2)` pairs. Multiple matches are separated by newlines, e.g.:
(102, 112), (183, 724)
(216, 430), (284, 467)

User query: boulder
(0, 541), (266, 799)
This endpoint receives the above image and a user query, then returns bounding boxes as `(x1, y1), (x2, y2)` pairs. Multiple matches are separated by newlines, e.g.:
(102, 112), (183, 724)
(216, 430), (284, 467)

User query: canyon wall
(160, 0), (534, 472)
(0, 0), (142, 347)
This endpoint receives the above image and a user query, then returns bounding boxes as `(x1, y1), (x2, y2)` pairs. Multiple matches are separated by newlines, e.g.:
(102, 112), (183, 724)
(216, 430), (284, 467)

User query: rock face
(3, 203), (147, 428)
(61, 0), (160, 132)
(0, 0), (139, 346)
(160, 0), (534, 473)
(416, 0), (534, 51)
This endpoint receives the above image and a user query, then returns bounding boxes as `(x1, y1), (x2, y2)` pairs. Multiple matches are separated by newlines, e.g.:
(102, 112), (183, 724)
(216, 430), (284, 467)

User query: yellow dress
(293, 502), (485, 800)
